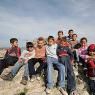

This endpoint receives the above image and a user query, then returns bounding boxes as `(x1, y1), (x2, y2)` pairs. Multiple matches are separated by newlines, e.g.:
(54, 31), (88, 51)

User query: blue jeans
(11, 61), (29, 79)
(46, 56), (65, 89)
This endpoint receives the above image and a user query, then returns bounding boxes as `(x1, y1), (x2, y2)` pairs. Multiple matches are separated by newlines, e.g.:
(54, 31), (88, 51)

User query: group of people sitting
(0, 29), (95, 95)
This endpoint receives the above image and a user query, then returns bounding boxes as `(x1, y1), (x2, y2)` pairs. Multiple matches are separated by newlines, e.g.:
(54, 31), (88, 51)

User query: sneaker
(69, 90), (77, 95)
(36, 75), (41, 81)
(0, 72), (14, 81)
(30, 75), (36, 82)
(58, 87), (68, 95)
(45, 88), (52, 94)
(20, 79), (27, 85)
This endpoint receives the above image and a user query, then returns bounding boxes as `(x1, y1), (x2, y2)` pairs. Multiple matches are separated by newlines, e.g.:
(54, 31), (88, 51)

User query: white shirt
(20, 49), (35, 60)
(46, 44), (58, 59)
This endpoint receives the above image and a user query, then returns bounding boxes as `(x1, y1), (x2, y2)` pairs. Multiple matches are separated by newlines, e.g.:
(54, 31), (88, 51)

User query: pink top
(35, 46), (46, 58)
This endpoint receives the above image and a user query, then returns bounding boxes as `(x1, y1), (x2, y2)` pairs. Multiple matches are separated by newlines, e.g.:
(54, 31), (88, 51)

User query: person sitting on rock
(0, 38), (21, 75)
(28, 37), (46, 82)
(57, 37), (77, 95)
(85, 44), (95, 95)
(45, 36), (67, 95)
(1, 42), (35, 85)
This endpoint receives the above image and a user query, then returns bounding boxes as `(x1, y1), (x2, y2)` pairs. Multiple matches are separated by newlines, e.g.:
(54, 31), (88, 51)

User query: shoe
(58, 87), (68, 95)
(30, 75), (36, 82)
(20, 79), (27, 85)
(45, 88), (51, 94)
(36, 75), (41, 81)
(0, 72), (14, 81)
(69, 90), (77, 95)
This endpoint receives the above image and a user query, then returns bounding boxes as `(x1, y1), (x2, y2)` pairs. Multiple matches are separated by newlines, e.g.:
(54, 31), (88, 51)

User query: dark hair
(80, 37), (87, 43)
(72, 34), (77, 37)
(48, 36), (55, 41)
(26, 42), (34, 48)
(10, 38), (18, 43)
(61, 37), (67, 42)
(58, 31), (63, 34)
(68, 29), (74, 33)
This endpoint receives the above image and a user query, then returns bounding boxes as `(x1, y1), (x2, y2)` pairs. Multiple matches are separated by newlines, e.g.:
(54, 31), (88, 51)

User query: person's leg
(20, 63), (29, 85)
(66, 59), (76, 94)
(28, 58), (36, 77)
(0, 59), (7, 75)
(36, 58), (46, 76)
(46, 57), (53, 89)
(1, 62), (23, 81)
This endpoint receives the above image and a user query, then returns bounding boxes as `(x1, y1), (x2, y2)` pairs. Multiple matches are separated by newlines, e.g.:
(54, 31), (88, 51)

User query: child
(56, 31), (64, 44)
(28, 37), (46, 81)
(85, 44), (95, 95)
(77, 37), (88, 68)
(57, 37), (76, 95)
(0, 38), (21, 75)
(70, 34), (80, 63)
(46, 36), (67, 95)
(66, 29), (74, 42)
(1, 42), (35, 85)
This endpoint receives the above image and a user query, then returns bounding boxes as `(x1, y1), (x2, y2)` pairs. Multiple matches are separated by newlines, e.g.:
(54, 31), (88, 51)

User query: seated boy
(1, 42), (35, 85)
(45, 36), (67, 95)
(28, 37), (46, 81)
(0, 38), (21, 75)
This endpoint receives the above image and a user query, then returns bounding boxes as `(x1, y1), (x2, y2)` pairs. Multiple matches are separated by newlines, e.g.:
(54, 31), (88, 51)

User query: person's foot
(45, 88), (52, 94)
(20, 79), (27, 85)
(36, 75), (41, 81)
(58, 87), (68, 95)
(0, 72), (14, 81)
(30, 75), (36, 82)
(69, 90), (77, 95)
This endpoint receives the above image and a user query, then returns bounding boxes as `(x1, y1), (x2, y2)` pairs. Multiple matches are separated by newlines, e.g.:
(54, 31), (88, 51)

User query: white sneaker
(30, 75), (36, 82)
(36, 76), (41, 81)
(46, 88), (52, 94)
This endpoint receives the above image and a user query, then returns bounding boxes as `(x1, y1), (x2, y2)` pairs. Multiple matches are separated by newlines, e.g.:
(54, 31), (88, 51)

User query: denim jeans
(59, 57), (76, 92)
(46, 56), (65, 89)
(11, 61), (29, 79)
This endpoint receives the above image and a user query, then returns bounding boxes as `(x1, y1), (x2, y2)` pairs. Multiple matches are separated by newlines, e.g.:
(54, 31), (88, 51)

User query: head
(10, 38), (18, 47)
(60, 37), (67, 45)
(87, 44), (95, 56)
(58, 31), (64, 38)
(37, 37), (45, 48)
(68, 29), (74, 37)
(72, 34), (77, 41)
(80, 37), (87, 46)
(26, 42), (34, 51)
(47, 36), (55, 46)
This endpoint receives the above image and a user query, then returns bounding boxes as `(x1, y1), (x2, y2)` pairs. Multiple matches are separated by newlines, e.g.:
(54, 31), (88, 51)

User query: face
(27, 47), (34, 51)
(11, 41), (18, 47)
(81, 39), (87, 46)
(48, 39), (54, 46)
(72, 35), (77, 41)
(37, 40), (44, 48)
(58, 32), (63, 38)
(68, 31), (73, 37)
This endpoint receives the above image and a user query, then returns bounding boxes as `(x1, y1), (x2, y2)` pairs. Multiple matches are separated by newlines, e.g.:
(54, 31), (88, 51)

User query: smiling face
(81, 39), (87, 46)
(11, 41), (18, 47)
(37, 40), (44, 48)
(58, 32), (63, 38)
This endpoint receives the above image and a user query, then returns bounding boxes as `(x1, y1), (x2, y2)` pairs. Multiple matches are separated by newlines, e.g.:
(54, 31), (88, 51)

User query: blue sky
(0, 0), (95, 47)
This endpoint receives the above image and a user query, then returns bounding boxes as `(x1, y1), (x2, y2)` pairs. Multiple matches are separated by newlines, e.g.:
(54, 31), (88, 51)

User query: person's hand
(24, 59), (29, 63)
(18, 58), (23, 63)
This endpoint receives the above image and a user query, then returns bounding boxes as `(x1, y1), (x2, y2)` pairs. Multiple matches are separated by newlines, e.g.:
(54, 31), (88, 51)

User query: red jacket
(87, 59), (95, 77)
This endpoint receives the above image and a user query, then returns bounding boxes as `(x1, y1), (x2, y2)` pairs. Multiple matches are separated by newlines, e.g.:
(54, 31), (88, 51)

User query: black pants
(0, 55), (18, 74)
(28, 58), (47, 77)
(89, 79), (95, 94)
